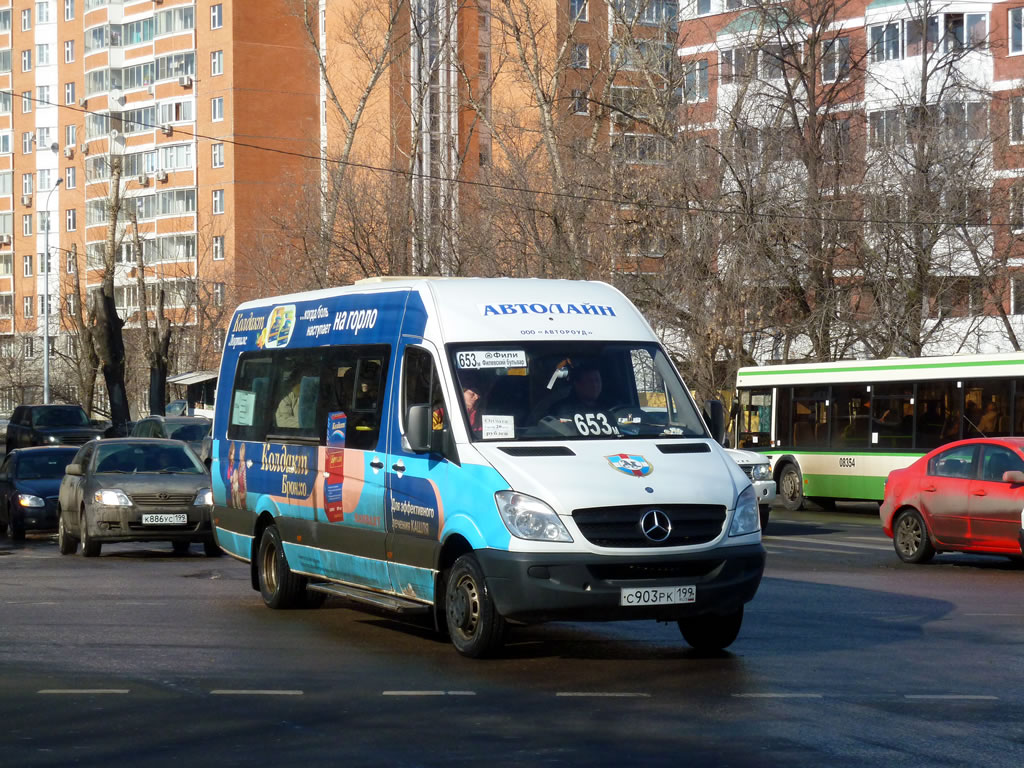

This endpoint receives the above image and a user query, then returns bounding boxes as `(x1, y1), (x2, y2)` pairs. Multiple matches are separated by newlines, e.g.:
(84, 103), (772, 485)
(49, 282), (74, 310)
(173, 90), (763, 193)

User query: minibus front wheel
(678, 607), (743, 652)
(444, 554), (506, 658)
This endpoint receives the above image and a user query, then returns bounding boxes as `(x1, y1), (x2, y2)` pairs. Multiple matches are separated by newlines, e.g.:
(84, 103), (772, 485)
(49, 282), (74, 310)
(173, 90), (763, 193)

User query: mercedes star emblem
(640, 508), (671, 543)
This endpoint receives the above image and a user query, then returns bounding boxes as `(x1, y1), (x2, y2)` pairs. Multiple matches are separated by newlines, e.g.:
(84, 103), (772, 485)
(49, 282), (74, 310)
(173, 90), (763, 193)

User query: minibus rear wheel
(257, 525), (305, 609)
(678, 607), (743, 652)
(444, 554), (506, 658)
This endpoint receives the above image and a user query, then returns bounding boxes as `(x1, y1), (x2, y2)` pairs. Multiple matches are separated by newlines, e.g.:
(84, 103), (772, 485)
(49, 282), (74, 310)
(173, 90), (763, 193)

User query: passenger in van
(978, 401), (1001, 434)
(276, 366), (315, 429)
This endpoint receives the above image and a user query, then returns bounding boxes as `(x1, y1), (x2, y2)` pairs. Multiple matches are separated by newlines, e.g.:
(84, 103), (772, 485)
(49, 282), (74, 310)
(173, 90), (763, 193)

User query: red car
(881, 438), (1024, 564)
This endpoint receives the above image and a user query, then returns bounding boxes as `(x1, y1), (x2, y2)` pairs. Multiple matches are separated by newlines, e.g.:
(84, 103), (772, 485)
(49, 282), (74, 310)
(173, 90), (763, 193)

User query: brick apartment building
(0, 0), (318, 412)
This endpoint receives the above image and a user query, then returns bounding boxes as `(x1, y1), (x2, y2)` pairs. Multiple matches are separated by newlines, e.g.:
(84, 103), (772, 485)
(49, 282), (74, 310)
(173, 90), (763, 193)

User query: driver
(553, 362), (604, 418)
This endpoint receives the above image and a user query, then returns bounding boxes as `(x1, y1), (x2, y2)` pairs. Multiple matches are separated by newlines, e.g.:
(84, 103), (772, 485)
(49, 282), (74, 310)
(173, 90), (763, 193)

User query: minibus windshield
(447, 341), (708, 441)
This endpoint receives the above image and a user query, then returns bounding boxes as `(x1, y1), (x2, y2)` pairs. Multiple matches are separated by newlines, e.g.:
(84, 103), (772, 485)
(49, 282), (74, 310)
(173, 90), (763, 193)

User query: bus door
(314, 346), (393, 592)
(385, 340), (452, 602)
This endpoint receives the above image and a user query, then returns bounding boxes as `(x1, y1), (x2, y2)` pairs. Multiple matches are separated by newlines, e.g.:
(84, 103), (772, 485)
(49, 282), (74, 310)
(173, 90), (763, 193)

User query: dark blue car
(0, 447), (79, 540)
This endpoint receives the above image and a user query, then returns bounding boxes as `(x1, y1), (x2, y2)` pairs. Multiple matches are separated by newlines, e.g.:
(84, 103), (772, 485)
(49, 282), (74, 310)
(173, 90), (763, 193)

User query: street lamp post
(43, 177), (63, 404)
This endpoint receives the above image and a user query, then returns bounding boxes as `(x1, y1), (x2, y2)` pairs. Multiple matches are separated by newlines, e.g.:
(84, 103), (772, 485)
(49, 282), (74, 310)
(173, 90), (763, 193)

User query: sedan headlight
(750, 463), (772, 481)
(94, 489), (133, 507)
(16, 493), (45, 508)
(193, 488), (213, 506)
(728, 485), (760, 536)
(45, 435), (60, 444)
(495, 491), (573, 542)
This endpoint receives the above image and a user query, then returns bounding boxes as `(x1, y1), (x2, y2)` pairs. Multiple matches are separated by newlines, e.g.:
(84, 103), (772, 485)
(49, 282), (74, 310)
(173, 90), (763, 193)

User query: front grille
(572, 504), (727, 548)
(739, 464), (754, 479)
(60, 435), (97, 446)
(130, 492), (195, 506)
(588, 559), (724, 582)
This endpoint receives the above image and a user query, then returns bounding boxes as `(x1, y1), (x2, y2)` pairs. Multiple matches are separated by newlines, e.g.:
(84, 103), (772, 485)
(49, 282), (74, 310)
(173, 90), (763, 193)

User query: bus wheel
(893, 509), (935, 564)
(257, 525), (305, 609)
(444, 554), (505, 658)
(778, 463), (805, 511)
(678, 607), (743, 652)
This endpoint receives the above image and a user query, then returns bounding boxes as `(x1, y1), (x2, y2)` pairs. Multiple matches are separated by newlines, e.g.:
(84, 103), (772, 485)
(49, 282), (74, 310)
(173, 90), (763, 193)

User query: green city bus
(733, 353), (1024, 510)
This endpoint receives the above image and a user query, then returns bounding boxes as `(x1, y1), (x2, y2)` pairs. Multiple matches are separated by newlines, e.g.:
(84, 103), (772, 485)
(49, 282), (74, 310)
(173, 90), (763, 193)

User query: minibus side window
(228, 354), (273, 442)
(324, 348), (389, 450)
(403, 346), (447, 453)
(269, 350), (323, 441)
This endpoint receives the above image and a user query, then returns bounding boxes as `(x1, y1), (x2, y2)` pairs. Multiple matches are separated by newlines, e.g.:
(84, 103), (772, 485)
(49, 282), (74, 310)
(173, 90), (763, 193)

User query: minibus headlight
(728, 485), (759, 537)
(750, 463), (772, 481)
(494, 491), (573, 543)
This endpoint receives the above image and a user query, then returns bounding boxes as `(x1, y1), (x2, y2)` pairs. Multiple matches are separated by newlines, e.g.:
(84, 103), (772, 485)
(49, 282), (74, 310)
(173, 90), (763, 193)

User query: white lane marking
(904, 695), (998, 701)
(768, 536), (891, 552)
(764, 542), (866, 556)
(732, 693), (823, 699)
(556, 692), (651, 698)
(382, 691), (446, 696)
(446, 691), (476, 696)
(38, 689), (130, 695)
(210, 690), (303, 696)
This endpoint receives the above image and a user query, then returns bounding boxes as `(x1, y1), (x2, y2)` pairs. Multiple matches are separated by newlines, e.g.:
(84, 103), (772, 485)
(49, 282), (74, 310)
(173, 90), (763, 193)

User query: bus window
(737, 388), (771, 448)
(872, 384), (912, 450)
(964, 379), (1010, 437)
(792, 386), (828, 449)
(228, 354), (273, 443)
(776, 386), (792, 447)
(917, 380), (960, 450)
(832, 385), (869, 449)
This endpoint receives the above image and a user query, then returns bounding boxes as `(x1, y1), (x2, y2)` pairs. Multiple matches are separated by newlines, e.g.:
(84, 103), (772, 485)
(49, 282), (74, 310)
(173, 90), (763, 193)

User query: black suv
(4, 405), (106, 454)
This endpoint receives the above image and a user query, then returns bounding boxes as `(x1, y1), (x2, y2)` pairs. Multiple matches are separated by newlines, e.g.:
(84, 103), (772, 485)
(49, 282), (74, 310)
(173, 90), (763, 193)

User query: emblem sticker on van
(257, 304), (296, 349)
(607, 454), (653, 477)
(456, 350), (527, 369)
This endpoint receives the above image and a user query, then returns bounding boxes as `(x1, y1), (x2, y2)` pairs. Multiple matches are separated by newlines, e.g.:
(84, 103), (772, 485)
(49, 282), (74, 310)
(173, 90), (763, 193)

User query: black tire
(777, 463), (805, 511)
(80, 510), (101, 558)
(7, 515), (25, 541)
(172, 541), (191, 555)
(444, 553), (506, 658)
(57, 511), (78, 555)
(893, 508), (935, 564)
(203, 538), (222, 557)
(759, 505), (770, 531)
(257, 525), (305, 609)
(678, 607), (744, 652)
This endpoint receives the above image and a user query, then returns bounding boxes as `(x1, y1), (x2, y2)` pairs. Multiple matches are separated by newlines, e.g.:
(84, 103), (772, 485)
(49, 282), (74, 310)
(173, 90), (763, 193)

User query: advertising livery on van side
(211, 278), (765, 656)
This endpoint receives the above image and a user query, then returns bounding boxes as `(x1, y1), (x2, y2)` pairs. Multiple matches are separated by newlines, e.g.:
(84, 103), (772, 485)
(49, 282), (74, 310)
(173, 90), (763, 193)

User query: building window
(64, 82), (75, 105)
(1014, 9), (1024, 55)
(24, 254), (33, 277)
(211, 50), (223, 76)
(683, 59), (709, 102)
(697, 0), (711, 13)
(869, 109), (902, 147)
(37, 85), (51, 107)
(22, 92), (32, 114)
(37, 44), (51, 66)
(22, 132), (33, 154)
(212, 235), (225, 261)
(65, 167), (76, 189)
(213, 282), (225, 307)
(571, 89), (588, 115)
(211, 142), (224, 168)
(211, 97), (224, 121)
(65, 124), (76, 147)
(21, 9), (31, 31)
(211, 3), (223, 29)
(22, 173), (33, 195)
(66, 251), (74, 273)
(23, 215), (32, 236)
(721, 47), (753, 83)
(21, 50), (31, 72)
(822, 36), (850, 82)
(64, 40), (74, 63)
(64, 0), (74, 22)
(571, 43), (589, 69)
(869, 22), (902, 62)
(570, 0), (587, 22)
(36, 2), (51, 24)
(66, 208), (76, 232)
(24, 296), (33, 319)
(212, 189), (224, 214)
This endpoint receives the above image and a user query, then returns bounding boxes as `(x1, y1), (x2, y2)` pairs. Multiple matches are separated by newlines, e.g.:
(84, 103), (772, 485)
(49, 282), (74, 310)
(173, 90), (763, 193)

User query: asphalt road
(1, 509), (1022, 767)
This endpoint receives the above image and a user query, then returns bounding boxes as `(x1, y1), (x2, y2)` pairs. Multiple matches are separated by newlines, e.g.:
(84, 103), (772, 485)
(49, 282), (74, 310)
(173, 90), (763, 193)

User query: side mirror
(65, 463), (83, 477)
(406, 405), (432, 453)
(1003, 470), (1024, 484)
(704, 399), (726, 445)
